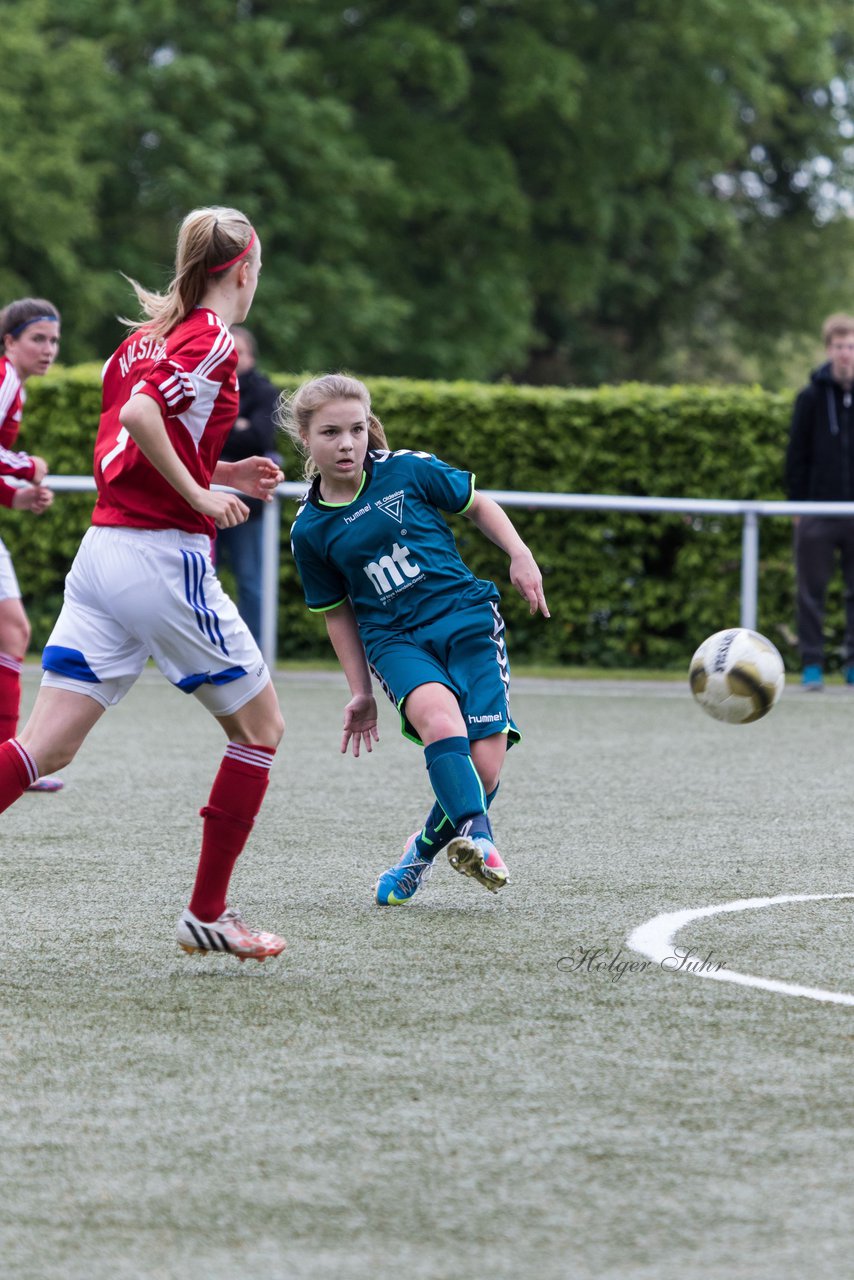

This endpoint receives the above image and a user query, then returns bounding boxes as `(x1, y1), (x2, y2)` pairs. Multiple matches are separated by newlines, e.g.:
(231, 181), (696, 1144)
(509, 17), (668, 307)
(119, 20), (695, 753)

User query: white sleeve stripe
(195, 328), (235, 381)
(196, 337), (234, 381)
(157, 374), (186, 404)
(0, 443), (32, 472)
(0, 366), (20, 421)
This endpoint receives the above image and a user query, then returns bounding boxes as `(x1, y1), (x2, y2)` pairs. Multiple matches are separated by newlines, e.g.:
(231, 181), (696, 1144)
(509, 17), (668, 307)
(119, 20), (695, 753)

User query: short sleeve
(291, 524), (348, 613)
(139, 320), (236, 419)
(138, 359), (198, 418)
(415, 454), (475, 514)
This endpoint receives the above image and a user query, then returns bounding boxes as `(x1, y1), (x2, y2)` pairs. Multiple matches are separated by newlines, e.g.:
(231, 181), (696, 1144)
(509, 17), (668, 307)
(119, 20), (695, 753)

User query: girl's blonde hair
(276, 374), (389, 479)
(122, 206), (257, 340)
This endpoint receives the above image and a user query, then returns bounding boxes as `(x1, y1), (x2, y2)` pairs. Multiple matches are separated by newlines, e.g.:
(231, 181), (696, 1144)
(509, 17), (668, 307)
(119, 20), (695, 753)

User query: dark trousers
(795, 515), (854, 666)
(215, 517), (264, 648)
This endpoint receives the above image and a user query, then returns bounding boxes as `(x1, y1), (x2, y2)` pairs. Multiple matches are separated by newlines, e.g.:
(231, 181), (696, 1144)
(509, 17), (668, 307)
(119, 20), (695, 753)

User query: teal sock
(414, 773), (500, 859)
(424, 736), (485, 823)
(413, 802), (454, 860)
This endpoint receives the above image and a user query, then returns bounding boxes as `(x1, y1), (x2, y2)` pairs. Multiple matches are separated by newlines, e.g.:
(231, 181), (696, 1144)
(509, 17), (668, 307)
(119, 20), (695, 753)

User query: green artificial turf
(3, 669), (854, 1279)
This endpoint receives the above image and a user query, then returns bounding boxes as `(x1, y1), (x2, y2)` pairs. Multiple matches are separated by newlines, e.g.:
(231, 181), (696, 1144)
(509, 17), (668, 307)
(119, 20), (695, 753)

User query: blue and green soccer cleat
(375, 832), (433, 905)
(446, 835), (508, 893)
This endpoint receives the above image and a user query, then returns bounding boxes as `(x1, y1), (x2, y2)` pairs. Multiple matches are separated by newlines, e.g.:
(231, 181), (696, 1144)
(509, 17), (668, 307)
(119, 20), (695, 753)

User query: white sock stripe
(0, 652), (23, 674)
(9, 739), (38, 784)
(225, 744), (274, 771)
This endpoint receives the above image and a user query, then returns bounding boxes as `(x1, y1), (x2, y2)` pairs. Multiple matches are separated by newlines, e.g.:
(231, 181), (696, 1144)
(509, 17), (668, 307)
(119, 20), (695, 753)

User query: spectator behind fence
(215, 326), (280, 647)
(785, 313), (854, 689)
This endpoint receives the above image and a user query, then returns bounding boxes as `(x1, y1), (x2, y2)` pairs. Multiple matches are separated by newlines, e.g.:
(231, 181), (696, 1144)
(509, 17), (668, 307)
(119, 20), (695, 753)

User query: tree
(49, 0), (408, 368)
(4, 0), (853, 383)
(282, 0), (854, 382)
(0, 0), (115, 358)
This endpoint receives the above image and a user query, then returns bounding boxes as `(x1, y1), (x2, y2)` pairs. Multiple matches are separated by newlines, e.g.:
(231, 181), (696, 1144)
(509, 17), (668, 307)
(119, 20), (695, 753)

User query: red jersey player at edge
(0, 207), (287, 963)
(0, 299), (62, 792)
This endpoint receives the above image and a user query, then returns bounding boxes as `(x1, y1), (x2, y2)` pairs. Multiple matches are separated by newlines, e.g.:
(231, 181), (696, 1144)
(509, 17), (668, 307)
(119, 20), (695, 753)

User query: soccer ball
(689, 628), (785, 724)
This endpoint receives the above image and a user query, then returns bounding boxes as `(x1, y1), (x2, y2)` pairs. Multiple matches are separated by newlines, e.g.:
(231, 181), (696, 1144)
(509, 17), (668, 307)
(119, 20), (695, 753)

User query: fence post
(260, 495), (281, 667)
(740, 509), (759, 631)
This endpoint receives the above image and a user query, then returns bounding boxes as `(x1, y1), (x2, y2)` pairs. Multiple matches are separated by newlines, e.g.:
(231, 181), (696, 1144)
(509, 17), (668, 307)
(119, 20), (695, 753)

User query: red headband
(209, 228), (256, 275)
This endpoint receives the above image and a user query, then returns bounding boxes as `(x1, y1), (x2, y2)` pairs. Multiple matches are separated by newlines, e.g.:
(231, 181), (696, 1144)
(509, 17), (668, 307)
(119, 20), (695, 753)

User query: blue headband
(8, 315), (58, 337)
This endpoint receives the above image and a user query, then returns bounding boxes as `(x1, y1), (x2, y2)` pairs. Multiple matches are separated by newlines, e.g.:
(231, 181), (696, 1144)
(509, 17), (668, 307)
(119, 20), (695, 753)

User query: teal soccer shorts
(362, 599), (521, 746)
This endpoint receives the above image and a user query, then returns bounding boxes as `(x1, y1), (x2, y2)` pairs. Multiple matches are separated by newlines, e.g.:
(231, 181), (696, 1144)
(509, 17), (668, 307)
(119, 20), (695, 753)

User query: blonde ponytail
(121, 206), (256, 339)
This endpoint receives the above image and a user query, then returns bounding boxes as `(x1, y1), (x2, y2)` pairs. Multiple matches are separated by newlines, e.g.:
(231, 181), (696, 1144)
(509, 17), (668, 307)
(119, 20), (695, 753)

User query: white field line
(627, 893), (854, 1006)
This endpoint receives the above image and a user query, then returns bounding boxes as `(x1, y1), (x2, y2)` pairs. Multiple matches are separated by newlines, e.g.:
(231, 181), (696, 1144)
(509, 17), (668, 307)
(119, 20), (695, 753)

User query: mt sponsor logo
(363, 542), (422, 596)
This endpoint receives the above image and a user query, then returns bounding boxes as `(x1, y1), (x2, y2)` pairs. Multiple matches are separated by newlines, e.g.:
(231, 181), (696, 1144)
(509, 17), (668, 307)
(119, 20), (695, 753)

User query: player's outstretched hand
(510, 549), (550, 617)
(230, 456), (284, 502)
(12, 485), (54, 515)
(341, 693), (379, 758)
(195, 488), (250, 528)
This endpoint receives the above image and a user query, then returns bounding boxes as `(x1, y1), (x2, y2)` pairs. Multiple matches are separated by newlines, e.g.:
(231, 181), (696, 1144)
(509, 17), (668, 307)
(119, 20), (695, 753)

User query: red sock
(188, 743), (276, 922)
(0, 653), (23, 742)
(0, 738), (38, 812)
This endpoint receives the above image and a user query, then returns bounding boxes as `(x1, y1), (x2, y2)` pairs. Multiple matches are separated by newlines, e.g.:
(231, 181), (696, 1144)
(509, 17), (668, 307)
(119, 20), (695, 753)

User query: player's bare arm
(213, 456), (284, 501)
(463, 491), (550, 617)
(324, 601), (379, 758)
(119, 393), (249, 528)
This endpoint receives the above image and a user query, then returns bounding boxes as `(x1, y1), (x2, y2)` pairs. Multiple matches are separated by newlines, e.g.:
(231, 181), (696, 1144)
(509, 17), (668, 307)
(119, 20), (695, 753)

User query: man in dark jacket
(215, 326), (280, 647)
(785, 314), (854, 689)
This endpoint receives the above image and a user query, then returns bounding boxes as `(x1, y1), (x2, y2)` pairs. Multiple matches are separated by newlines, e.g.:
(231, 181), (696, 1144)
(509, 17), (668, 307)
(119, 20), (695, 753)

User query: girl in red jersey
(0, 208), (287, 962)
(0, 299), (62, 791)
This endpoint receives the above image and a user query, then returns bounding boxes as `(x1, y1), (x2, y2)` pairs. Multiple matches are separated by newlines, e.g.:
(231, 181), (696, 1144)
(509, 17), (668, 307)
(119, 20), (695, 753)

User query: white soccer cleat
(176, 906), (286, 962)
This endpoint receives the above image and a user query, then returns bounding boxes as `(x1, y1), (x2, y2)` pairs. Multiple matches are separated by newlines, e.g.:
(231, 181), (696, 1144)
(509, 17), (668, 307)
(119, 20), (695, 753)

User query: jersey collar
(309, 452), (375, 509)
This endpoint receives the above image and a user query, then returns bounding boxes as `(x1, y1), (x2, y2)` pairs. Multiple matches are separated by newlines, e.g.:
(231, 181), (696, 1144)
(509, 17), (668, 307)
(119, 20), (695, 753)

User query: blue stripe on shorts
(182, 550), (228, 655)
(42, 645), (101, 683)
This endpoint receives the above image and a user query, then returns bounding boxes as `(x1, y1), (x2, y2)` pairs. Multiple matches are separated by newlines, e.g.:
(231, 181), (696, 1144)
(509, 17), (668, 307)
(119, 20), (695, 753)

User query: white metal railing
(37, 476), (854, 664)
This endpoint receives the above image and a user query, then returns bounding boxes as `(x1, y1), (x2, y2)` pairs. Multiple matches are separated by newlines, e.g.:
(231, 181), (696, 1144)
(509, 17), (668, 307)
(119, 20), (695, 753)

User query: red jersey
(0, 355), (37, 509)
(92, 307), (238, 536)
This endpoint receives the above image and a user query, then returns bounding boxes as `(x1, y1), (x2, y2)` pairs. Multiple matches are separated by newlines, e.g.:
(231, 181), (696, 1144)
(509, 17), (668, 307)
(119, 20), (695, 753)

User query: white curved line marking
(627, 893), (854, 1006)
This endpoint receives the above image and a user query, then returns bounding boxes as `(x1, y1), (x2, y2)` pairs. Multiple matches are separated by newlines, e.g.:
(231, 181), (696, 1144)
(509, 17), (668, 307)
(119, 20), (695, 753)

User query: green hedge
(3, 369), (813, 670)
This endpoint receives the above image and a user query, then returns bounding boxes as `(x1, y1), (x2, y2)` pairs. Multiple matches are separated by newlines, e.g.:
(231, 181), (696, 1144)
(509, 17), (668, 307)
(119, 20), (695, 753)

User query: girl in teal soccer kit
(284, 374), (549, 904)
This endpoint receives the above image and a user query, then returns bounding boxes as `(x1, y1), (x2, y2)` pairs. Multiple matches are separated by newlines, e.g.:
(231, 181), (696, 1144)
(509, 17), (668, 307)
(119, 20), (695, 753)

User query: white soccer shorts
(41, 525), (269, 714)
(0, 537), (21, 602)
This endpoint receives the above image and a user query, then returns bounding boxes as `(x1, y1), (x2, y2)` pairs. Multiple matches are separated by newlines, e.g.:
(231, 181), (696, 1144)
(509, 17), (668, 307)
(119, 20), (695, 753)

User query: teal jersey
(290, 450), (499, 632)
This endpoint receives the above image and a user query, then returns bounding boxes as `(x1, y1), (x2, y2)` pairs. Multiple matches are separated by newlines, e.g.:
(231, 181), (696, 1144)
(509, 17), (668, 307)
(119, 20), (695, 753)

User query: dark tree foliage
(6, 0), (854, 384)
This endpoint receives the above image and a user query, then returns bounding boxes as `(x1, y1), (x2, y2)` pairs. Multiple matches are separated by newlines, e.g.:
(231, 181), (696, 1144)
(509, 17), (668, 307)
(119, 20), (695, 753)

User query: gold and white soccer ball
(689, 628), (785, 724)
